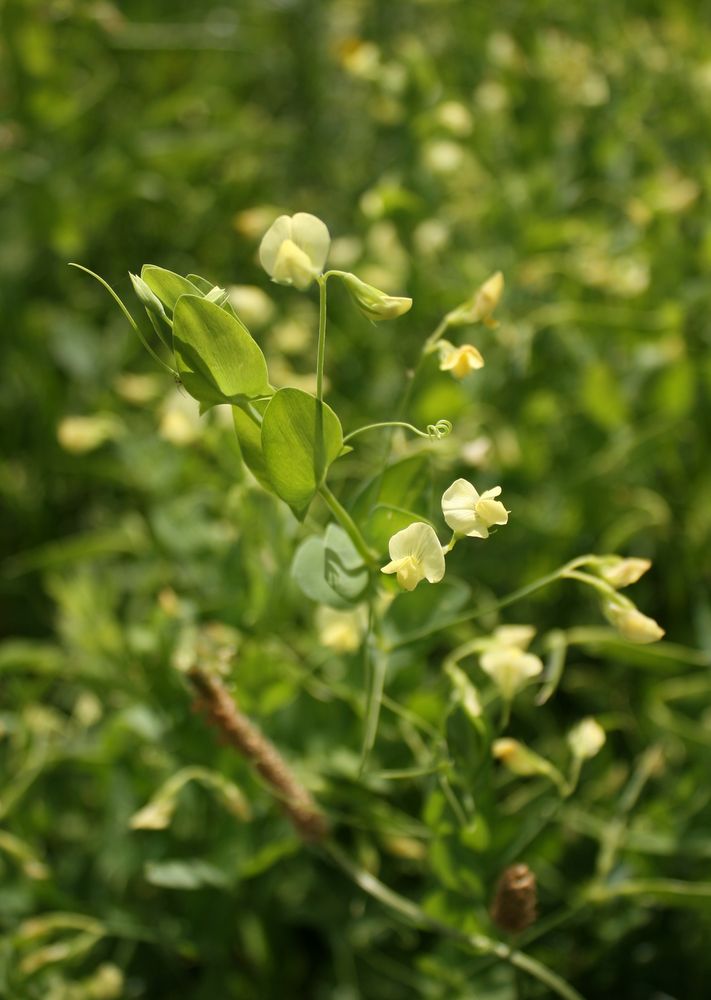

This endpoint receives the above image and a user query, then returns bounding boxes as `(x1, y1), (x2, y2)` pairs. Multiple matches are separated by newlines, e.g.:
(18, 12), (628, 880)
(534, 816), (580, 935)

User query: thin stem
(423, 315), (451, 352)
(316, 274), (328, 402)
(323, 843), (584, 1000)
(387, 566), (567, 650)
(318, 484), (377, 567)
(69, 263), (177, 376)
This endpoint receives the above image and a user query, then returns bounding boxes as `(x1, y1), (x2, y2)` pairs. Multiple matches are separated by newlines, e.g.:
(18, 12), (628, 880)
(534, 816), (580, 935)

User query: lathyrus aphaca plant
(71, 212), (666, 1000)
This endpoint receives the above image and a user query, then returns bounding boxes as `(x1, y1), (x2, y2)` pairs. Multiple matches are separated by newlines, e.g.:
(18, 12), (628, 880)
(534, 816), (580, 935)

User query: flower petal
(442, 478), (480, 534)
(291, 213), (331, 273)
(258, 215), (292, 275)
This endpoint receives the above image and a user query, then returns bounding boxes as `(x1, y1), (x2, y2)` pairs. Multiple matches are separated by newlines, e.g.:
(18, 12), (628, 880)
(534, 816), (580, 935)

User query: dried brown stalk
(188, 666), (329, 843)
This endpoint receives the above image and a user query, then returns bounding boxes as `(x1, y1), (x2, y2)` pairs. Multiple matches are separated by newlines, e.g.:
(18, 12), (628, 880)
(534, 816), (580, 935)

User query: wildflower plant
(70, 211), (670, 1000)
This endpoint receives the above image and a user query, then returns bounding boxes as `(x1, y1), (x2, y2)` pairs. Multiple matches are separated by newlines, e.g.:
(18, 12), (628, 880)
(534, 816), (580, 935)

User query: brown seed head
(490, 863), (537, 934)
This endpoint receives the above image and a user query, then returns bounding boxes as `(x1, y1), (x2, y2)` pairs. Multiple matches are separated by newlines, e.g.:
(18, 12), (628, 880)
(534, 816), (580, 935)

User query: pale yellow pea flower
(437, 340), (485, 378)
(381, 522), (445, 592)
(259, 212), (330, 290)
(480, 646), (543, 702)
(441, 478), (509, 539)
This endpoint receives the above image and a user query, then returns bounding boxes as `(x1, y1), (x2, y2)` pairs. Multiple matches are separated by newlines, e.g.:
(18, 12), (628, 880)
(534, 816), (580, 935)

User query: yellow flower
(470, 270), (504, 327)
(480, 646), (543, 701)
(441, 478), (509, 538)
(259, 212), (330, 290)
(438, 340), (485, 378)
(381, 522), (445, 592)
(316, 606), (366, 653)
(447, 270), (505, 328)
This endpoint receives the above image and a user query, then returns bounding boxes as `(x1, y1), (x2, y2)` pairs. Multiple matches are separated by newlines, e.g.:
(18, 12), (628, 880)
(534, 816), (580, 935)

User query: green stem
(323, 843), (584, 1000)
(69, 263), (177, 376)
(318, 484), (377, 568)
(316, 274), (328, 402)
(388, 554), (609, 651)
(424, 315), (451, 352)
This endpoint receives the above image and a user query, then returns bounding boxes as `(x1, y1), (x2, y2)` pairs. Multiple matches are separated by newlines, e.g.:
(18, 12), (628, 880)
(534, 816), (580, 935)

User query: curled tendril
(425, 419), (453, 441)
(343, 418), (454, 445)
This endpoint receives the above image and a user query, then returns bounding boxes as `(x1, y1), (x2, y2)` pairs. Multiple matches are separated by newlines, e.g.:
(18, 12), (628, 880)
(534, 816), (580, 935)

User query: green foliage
(3, 1), (711, 998)
(173, 295), (272, 407)
(261, 388), (343, 517)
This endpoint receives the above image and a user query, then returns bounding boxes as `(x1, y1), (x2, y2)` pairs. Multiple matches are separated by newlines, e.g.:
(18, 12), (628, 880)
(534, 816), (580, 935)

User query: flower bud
(471, 270), (504, 326)
(567, 717), (606, 760)
(492, 739), (564, 789)
(130, 272), (168, 319)
(340, 272), (412, 321)
(447, 271), (504, 328)
(602, 596), (665, 644)
(595, 556), (652, 589)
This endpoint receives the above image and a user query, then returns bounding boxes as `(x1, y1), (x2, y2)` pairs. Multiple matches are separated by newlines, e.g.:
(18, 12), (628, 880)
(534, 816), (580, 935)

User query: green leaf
(261, 388), (343, 519)
(173, 295), (272, 407)
(232, 402), (274, 491)
(187, 273), (218, 294)
(141, 265), (202, 314)
(291, 524), (368, 608)
(352, 454), (430, 523)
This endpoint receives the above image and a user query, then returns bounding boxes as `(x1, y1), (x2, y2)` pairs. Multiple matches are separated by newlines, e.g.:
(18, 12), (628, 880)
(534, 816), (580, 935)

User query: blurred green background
(2, 1), (711, 997)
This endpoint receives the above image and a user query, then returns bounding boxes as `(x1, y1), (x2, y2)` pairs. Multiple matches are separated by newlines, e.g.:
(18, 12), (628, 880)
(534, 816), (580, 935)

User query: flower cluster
(381, 479), (510, 591)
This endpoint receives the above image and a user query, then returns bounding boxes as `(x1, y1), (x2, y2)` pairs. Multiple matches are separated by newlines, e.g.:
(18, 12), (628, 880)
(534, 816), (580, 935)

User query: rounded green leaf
(261, 388), (343, 518)
(173, 295), (272, 407)
(291, 524), (369, 608)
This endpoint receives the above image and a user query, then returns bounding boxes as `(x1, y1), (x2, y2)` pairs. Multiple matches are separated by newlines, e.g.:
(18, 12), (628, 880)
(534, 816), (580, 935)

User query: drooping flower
(480, 646), (543, 702)
(437, 340), (485, 378)
(259, 213), (331, 290)
(594, 556), (652, 589)
(340, 272), (412, 321)
(447, 270), (505, 328)
(441, 478), (509, 538)
(381, 522), (445, 592)
(602, 596), (665, 644)
(470, 270), (504, 327)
